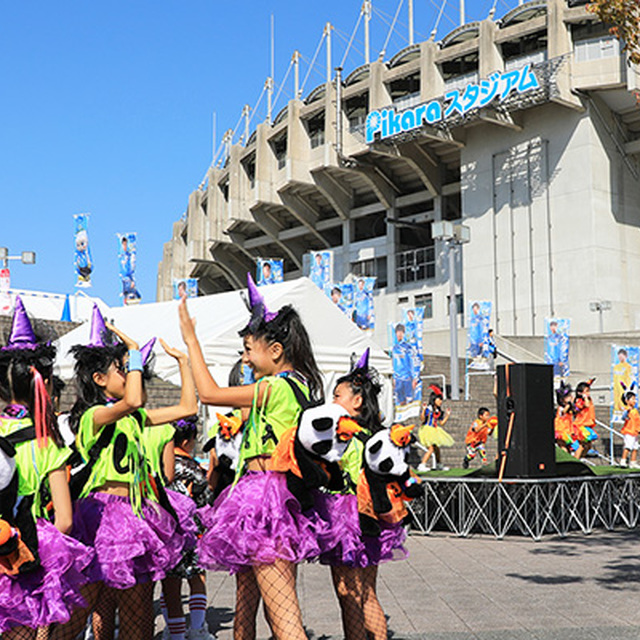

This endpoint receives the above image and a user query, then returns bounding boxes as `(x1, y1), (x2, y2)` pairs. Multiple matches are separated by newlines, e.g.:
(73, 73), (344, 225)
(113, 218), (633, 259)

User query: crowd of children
(0, 278), (419, 640)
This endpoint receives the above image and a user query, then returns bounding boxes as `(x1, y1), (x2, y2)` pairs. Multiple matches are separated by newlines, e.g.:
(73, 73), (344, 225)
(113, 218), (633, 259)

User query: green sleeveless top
(77, 406), (155, 514)
(235, 374), (309, 479)
(141, 423), (175, 485)
(0, 414), (71, 519)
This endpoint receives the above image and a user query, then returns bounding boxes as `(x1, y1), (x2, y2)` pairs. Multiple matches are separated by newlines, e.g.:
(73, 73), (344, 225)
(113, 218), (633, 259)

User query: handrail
(422, 374), (447, 400)
(594, 417), (623, 465)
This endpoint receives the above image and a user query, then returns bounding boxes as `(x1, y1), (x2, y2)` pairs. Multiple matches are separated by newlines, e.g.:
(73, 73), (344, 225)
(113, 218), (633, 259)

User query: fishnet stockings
(92, 586), (117, 640)
(233, 570), (261, 640)
(2, 626), (38, 640)
(330, 565), (367, 640)
(253, 559), (305, 640)
(49, 583), (103, 640)
(115, 583), (154, 640)
(362, 566), (387, 640)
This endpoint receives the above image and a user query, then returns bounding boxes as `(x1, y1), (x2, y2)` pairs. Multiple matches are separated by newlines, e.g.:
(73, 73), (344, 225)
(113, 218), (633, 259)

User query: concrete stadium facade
(157, 0), (640, 351)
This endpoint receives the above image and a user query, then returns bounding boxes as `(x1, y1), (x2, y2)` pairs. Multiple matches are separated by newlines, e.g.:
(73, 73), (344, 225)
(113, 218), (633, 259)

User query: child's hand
(105, 322), (139, 351)
(178, 297), (197, 344)
(159, 338), (188, 362)
(445, 407), (451, 417)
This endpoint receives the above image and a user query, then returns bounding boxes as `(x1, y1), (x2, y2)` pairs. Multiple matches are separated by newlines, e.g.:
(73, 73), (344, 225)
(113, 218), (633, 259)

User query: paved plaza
(157, 528), (640, 640)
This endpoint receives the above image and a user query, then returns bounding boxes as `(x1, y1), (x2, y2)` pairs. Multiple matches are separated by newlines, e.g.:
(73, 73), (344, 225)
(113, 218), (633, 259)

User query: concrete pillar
(386, 207), (397, 292)
(324, 81), (338, 166)
(420, 40), (444, 102)
(255, 122), (272, 203)
(547, 0), (573, 58)
(369, 60), (390, 110)
(342, 219), (351, 282)
(478, 19), (503, 77)
(287, 99), (308, 182)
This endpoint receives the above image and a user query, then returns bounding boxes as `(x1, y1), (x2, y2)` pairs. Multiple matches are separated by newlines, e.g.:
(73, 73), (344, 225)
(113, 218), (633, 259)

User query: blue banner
(173, 278), (198, 300)
(353, 276), (376, 332)
(544, 318), (570, 377)
(389, 316), (421, 421)
(612, 345), (640, 419)
(467, 301), (492, 369)
(309, 250), (332, 291)
(329, 282), (354, 318)
(74, 214), (93, 288)
(257, 258), (283, 286)
(118, 233), (141, 305)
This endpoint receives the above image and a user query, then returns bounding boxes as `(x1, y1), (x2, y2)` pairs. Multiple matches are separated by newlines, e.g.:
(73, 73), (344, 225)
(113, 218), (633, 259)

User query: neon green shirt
(141, 423), (175, 484)
(0, 415), (71, 519)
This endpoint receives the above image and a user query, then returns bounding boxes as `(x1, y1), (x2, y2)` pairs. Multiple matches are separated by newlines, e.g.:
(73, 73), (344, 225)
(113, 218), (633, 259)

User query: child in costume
(417, 385), (453, 472)
(179, 274), (324, 640)
(53, 305), (197, 640)
(619, 389), (640, 468)
(572, 379), (598, 460)
(462, 407), (497, 469)
(160, 416), (215, 640)
(0, 297), (94, 638)
(554, 382), (574, 453)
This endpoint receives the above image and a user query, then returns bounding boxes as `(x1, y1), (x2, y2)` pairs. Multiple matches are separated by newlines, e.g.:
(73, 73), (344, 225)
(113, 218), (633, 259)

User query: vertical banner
(467, 301), (492, 369)
(389, 320), (420, 421)
(118, 233), (141, 305)
(544, 318), (570, 377)
(329, 282), (354, 318)
(612, 345), (639, 419)
(257, 258), (283, 286)
(74, 213), (93, 288)
(353, 277), (376, 331)
(309, 250), (332, 291)
(0, 268), (10, 314)
(172, 278), (199, 300)
(403, 307), (424, 412)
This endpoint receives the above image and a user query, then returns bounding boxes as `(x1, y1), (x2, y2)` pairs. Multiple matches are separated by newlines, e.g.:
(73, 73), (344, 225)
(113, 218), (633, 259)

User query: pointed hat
(87, 304), (109, 347)
(243, 273), (278, 332)
(3, 296), (38, 350)
(140, 337), (156, 366)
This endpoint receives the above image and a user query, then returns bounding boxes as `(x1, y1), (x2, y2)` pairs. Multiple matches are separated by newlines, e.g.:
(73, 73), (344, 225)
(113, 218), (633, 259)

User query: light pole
(589, 300), (611, 334)
(432, 221), (470, 400)
(0, 247), (36, 270)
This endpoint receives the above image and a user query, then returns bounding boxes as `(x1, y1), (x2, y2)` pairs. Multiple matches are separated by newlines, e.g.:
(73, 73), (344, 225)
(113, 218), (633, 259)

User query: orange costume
(621, 408), (640, 437)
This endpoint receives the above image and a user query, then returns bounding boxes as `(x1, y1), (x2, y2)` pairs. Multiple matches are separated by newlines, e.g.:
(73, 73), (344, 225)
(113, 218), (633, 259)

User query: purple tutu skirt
(73, 492), (183, 589)
(0, 518), (94, 633)
(313, 492), (366, 567)
(360, 521), (408, 566)
(166, 488), (198, 551)
(197, 471), (326, 574)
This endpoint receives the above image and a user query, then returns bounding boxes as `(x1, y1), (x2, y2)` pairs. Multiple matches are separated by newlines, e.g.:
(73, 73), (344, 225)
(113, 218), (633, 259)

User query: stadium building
(157, 0), (640, 355)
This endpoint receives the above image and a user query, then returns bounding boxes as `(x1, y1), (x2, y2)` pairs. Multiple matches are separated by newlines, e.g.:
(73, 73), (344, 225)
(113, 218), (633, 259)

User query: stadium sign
(365, 64), (540, 144)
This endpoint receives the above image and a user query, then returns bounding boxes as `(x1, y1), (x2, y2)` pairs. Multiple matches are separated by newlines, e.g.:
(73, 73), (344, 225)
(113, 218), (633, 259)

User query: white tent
(55, 278), (393, 418)
(3, 289), (109, 323)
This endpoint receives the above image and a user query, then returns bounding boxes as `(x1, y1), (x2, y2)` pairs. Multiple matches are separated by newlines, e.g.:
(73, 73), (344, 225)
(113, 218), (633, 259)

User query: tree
(587, 0), (640, 65)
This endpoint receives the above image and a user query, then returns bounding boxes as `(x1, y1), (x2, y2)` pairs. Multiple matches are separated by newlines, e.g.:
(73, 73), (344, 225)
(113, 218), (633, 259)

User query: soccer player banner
(329, 282), (354, 318)
(544, 318), (570, 378)
(257, 258), (283, 286)
(467, 301), (492, 370)
(353, 277), (376, 332)
(403, 307), (425, 354)
(117, 233), (141, 305)
(389, 321), (421, 421)
(74, 213), (93, 288)
(172, 278), (198, 300)
(309, 250), (332, 291)
(611, 345), (640, 419)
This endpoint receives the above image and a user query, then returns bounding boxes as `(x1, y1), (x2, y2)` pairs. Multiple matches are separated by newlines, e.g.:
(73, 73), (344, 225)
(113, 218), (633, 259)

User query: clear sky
(0, 0), (519, 308)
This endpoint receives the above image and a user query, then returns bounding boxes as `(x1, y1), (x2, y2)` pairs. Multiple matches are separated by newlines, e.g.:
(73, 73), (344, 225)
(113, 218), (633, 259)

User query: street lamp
(0, 247), (37, 269)
(432, 221), (470, 400)
(589, 300), (611, 334)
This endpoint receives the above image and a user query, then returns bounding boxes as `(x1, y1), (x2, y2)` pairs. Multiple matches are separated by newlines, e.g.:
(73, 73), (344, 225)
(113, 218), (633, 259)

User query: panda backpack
(357, 423), (422, 537)
(270, 377), (362, 511)
(0, 426), (41, 576)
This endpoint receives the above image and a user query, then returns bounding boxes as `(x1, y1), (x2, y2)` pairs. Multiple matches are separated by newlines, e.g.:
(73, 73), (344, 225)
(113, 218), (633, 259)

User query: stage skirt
(418, 424), (455, 448)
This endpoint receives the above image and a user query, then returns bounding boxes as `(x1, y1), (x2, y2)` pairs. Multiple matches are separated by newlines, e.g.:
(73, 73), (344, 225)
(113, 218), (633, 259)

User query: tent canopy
(55, 278), (392, 412)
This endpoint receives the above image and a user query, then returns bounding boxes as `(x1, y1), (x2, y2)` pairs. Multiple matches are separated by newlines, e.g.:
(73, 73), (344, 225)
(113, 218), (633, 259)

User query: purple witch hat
(140, 337), (156, 366)
(87, 304), (109, 347)
(351, 347), (370, 373)
(243, 273), (279, 332)
(2, 296), (38, 351)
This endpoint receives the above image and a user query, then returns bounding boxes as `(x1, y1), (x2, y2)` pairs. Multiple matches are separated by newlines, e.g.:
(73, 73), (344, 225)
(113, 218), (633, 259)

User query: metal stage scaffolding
(408, 474), (640, 541)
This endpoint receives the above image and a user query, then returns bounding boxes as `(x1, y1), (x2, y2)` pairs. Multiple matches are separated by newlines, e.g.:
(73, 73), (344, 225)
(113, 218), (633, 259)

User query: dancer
(53, 305), (197, 640)
(179, 275), (324, 640)
(417, 385), (453, 472)
(0, 296), (94, 639)
(161, 415), (215, 640)
(462, 408), (497, 469)
(572, 379), (598, 460)
(554, 382), (574, 454)
(620, 388), (640, 468)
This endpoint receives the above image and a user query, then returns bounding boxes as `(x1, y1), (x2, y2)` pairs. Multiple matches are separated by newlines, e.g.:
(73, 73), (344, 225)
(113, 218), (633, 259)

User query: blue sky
(0, 0), (518, 308)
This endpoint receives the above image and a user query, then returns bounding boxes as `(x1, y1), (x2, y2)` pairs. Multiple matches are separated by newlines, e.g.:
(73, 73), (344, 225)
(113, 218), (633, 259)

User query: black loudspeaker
(497, 363), (556, 478)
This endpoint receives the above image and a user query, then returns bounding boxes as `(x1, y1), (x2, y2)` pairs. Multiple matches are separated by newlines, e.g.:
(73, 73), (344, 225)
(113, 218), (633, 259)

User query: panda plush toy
(271, 401), (362, 511)
(0, 431), (40, 575)
(357, 423), (422, 537)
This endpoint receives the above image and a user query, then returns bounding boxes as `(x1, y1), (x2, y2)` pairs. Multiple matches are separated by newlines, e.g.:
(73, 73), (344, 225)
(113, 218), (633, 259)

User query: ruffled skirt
(197, 471), (326, 574)
(418, 424), (455, 448)
(166, 488), (199, 551)
(0, 518), (94, 633)
(360, 521), (408, 566)
(73, 493), (183, 589)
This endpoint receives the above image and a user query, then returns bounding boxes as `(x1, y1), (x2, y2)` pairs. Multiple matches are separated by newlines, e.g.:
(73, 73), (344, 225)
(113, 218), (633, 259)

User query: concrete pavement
(156, 527), (640, 639)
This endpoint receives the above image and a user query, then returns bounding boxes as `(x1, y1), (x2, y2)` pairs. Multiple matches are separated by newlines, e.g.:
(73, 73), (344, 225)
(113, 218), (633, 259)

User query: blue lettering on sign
(365, 64), (540, 144)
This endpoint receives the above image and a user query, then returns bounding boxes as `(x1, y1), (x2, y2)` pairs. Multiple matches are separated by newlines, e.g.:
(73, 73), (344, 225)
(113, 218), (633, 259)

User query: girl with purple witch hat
(52, 305), (198, 640)
(179, 274), (324, 640)
(0, 296), (95, 638)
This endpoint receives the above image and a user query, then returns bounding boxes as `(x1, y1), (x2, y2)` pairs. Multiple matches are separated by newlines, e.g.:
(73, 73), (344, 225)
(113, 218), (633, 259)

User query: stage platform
(409, 472), (640, 541)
